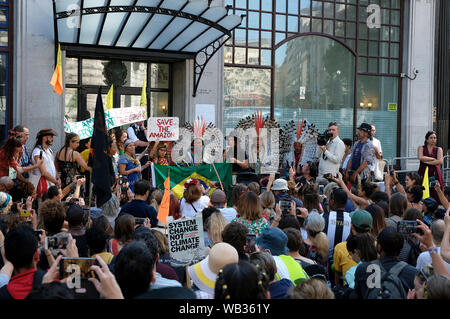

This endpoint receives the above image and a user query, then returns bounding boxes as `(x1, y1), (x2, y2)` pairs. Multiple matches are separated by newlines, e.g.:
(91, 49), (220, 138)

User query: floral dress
(231, 216), (270, 236)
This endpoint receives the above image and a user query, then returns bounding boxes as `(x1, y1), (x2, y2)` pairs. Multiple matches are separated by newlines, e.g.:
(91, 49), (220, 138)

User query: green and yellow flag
(152, 163), (233, 204)
(50, 44), (63, 95)
(105, 85), (114, 110)
(422, 166), (430, 200)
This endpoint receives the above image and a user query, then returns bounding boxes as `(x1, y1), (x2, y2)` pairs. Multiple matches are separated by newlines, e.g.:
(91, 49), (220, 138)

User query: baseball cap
(357, 123), (372, 133)
(350, 209), (373, 231)
(210, 189), (227, 204)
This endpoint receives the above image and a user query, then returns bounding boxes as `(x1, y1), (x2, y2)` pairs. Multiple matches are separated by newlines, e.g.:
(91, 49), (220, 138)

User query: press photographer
(316, 122), (346, 179)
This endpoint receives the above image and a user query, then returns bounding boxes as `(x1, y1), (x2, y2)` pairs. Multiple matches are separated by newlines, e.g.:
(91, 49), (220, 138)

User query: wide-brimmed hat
(187, 243), (238, 296)
(36, 128), (58, 138)
(255, 227), (289, 256)
(271, 179), (289, 191)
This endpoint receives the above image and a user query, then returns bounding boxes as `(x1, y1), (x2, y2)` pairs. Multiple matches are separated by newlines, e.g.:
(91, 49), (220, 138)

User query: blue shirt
(119, 199), (158, 227)
(117, 155), (140, 192)
(350, 142), (365, 171)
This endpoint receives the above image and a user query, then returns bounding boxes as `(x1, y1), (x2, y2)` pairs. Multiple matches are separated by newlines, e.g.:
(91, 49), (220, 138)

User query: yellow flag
(140, 80), (147, 107)
(422, 167), (430, 199)
(105, 85), (114, 109)
(157, 176), (170, 225)
(50, 44), (63, 95)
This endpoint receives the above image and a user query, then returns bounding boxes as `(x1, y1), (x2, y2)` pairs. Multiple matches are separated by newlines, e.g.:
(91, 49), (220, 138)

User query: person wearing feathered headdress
(282, 120), (305, 176)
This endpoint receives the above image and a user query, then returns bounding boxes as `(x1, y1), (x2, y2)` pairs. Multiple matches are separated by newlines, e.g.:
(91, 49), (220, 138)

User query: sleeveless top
(56, 148), (81, 189)
(418, 146), (444, 204)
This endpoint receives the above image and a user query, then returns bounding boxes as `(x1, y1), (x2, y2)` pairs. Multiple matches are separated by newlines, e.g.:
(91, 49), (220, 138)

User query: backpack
(364, 260), (408, 299)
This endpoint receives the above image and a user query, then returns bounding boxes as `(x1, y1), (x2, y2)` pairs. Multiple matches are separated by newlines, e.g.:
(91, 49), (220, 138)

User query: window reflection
(274, 35), (355, 139)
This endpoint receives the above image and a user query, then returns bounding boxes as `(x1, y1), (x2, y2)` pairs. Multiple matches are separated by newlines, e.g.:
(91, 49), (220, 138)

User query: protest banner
(167, 216), (205, 265)
(64, 106), (147, 139)
(147, 117), (179, 141)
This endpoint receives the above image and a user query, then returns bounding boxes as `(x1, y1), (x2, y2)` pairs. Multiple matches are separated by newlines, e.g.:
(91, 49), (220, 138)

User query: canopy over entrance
(53, 0), (243, 96)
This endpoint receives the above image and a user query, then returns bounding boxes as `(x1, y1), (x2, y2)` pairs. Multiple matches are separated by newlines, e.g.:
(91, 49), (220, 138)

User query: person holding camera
(344, 123), (376, 184)
(316, 122), (346, 180)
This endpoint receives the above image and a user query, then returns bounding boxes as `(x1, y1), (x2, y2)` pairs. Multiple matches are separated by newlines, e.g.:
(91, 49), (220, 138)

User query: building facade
(2, 0), (449, 168)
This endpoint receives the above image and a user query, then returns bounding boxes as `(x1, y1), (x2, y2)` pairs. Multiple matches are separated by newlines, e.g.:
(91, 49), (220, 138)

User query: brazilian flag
(152, 163), (233, 205)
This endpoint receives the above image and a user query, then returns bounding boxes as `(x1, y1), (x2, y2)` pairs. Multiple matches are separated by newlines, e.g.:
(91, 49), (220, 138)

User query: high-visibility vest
(273, 255), (309, 285)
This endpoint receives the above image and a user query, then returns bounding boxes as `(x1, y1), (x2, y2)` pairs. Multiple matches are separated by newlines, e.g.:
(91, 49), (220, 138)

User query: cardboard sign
(147, 117), (179, 141)
(167, 216), (205, 265)
(64, 106), (147, 139)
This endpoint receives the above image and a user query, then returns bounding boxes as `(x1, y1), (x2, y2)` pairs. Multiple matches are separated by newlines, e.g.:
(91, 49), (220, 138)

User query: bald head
(431, 219), (445, 245)
(0, 176), (14, 192)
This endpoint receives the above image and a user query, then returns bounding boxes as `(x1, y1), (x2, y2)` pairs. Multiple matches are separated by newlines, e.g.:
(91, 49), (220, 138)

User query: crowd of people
(0, 120), (449, 300)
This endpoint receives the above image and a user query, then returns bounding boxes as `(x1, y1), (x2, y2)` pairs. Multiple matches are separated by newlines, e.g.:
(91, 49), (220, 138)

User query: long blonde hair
(206, 212), (227, 244)
(304, 211), (329, 260)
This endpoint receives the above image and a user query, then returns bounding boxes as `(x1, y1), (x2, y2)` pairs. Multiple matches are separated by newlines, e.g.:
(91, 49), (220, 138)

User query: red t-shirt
(0, 150), (20, 178)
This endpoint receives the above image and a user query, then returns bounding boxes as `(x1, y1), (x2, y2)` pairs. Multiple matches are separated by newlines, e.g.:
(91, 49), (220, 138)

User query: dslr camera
(317, 130), (333, 146)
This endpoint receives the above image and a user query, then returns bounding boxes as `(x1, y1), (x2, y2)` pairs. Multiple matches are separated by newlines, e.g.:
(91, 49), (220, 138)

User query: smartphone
(21, 198), (27, 205)
(319, 185), (324, 195)
(429, 176), (436, 189)
(397, 220), (419, 235)
(59, 257), (100, 299)
(45, 235), (69, 250)
(135, 217), (146, 225)
(34, 230), (43, 242)
(280, 200), (291, 215)
(244, 234), (257, 255)
(59, 257), (98, 280)
(119, 175), (127, 185)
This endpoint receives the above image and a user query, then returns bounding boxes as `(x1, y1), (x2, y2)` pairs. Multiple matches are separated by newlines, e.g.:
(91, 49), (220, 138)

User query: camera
(119, 175), (127, 185)
(430, 181), (437, 188)
(317, 130), (333, 146)
(397, 220), (422, 235)
(280, 200), (292, 215)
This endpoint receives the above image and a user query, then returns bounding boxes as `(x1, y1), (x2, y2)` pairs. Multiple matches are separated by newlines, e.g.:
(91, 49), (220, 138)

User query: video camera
(317, 130), (333, 146)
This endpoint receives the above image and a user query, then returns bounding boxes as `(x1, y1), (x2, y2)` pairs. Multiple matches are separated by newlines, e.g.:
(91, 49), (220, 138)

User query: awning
(53, 0), (243, 96)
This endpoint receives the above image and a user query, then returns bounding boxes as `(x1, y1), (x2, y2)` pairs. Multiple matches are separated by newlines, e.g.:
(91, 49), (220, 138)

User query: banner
(167, 216), (205, 265)
(147, 117), (179, 141)
(152, 163), (232, 203)
(64, 106), (147, 139)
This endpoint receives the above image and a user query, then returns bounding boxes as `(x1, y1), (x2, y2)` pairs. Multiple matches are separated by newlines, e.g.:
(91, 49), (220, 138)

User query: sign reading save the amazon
(147, 117), (179, 141)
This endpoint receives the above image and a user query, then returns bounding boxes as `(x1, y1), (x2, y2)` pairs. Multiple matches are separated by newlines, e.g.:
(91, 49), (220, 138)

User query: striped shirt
(323, 210), (352, 260)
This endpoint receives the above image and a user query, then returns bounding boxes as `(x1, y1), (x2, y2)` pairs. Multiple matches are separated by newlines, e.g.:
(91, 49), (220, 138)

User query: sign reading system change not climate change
(167, 216), (205, 265)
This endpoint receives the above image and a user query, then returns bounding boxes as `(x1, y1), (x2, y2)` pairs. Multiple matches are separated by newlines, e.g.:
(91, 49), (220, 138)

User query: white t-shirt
(180, 195), (210, 218)
(29, 146), (56, 188)
(219, 207), (238, 224)
(416, 247), (450, 273)
(371, 137), (383, 178)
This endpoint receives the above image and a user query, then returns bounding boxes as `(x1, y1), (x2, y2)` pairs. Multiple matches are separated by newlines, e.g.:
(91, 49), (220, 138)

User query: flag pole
(211, 162), (224, 191)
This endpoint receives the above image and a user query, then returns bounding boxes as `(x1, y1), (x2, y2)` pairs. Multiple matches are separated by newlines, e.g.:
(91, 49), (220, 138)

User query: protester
(260, 191), (276, 224)
(303, 211), (329, 275)
(344, 123), (375, 183)
(255, 227), (309, 285)
(55, 133), (91, 189)
(65, 203), (89, 257)
(118, 140), (151, 193)
(422, 197), (439, 226)
(353, 227), (417, 299)
(209, 189), (237, 223)
(406, 185), (425, 211)
(86, 225), (114, 264)
(317, 122), (346, 179)
(332, 209), (373, 286)
(290, 278), (334, 299)
(30, 129), (60, 199)
(248, 250), (293, 299)
(149, 141), (169, 166)
(0, 192), (13, 214)
(283, 227), (318, 269)
(415, 219), (450, 273)
(344, 233), (377, 289)
(109, 214), (135, 256)
(385, 192), (408, 228)
(369, 124), (384, 182)
(232, 191), (269, 236)
(187, 242), (238, 299)
(204, 212), (227, 253)
(118, 180), (158, 227)
(114, 128), (128, 156)
(365, 204), (386, 237)
(221, 222), (249, 261)
(417, 130), (444, 205)
(179, 179), (210, 218)
(11, 125), (33, 179)
(168, 194), (181, 220)
(214, 261), (269, 299)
